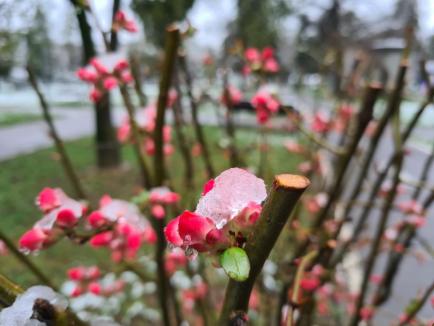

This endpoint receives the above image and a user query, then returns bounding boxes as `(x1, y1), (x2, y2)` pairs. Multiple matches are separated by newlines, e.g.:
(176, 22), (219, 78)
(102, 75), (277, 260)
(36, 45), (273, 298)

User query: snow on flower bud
(195, 168), (267, 229)
(19, 228), (48, 252)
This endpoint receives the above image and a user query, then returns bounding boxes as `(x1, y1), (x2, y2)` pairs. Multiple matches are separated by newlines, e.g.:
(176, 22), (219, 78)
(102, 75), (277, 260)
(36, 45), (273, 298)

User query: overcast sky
(20, 0), (434, 51)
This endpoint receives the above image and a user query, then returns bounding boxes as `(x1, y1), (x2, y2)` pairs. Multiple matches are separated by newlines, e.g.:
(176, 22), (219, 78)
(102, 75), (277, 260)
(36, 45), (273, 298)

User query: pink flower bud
(103, 77), (118, 90)
(114, 59), (129, 71)
(244, 48), (260, 62)
(300, 277), (320, 292)
(121, 71), (134, 84)
(67, 266), (86, 281)
(89, 87), (103, 103)
(90, 231), (113, 247)
(151, 205), (166, 219)
(360, 306), (374, 321)
(88, 211), (107, 228)
(126, 232), (142, 251)
(264, 58), (279, 73)
(56, 209), (78, 228)
(90, 58), (109, 75)
(261, 47), (274, 60)
(88, 282), (101, 295)
(71, 285), (83, 297)
(19, 228), (47, 251)
(87, 266), (101, 279)
(36, 188), (61, 212)
(76, 67), (98, 83)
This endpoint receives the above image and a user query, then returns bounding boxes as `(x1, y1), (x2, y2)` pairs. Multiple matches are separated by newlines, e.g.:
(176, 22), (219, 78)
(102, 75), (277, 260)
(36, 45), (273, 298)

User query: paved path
(0, 106), (126, 160)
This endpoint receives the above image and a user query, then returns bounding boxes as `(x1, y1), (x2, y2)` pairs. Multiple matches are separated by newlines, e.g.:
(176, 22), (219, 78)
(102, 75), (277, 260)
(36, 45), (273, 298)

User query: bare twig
(178, 51), (215, 178)
(154, 26), (180, 186)
(27, 66), (88, 201)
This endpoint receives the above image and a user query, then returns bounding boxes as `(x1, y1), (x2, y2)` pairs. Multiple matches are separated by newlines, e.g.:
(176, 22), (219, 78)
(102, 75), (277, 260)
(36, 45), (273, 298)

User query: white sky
(6, 0), (434, 51)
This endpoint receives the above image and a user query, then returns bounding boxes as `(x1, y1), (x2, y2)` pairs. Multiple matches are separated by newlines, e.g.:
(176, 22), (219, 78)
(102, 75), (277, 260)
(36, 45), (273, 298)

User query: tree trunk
(70, 0), (121, 168)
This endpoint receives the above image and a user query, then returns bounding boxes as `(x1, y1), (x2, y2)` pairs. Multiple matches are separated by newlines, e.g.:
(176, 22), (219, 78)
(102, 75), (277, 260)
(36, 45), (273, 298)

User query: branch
(218, 174), (310, 325)
(398, 279), (434, 326)
(27, 66), (88, 201)
(118, 83), (153, 189)
(178, 51), (215, 178)
(154, 26), (180, 186)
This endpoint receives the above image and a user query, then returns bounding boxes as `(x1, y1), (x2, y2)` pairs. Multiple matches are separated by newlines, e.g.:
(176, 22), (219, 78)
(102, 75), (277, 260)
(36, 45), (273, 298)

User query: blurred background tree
(26, 6), (53, 80)
(132, 0), (196, 48)
(0, 32), (18, 77)
(230, 0), (291, 49)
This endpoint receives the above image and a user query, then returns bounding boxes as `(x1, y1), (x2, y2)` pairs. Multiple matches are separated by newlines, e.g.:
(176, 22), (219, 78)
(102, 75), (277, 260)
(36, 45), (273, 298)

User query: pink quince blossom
(264, 58), (279, 73)
(397, 200), (423, 215)
(251, 90), (280, 125)
(261, 47), (274, 60)
(360, 306), (375, 321)
(113, 10), (138, 33)
(19, 188), (86, 252)
(311, 112), (331, 133)
(244, 48), (261, 63)
(165, 168), (267, 257)
(88, 196), (156, 261)
(284, 140), (305, 154)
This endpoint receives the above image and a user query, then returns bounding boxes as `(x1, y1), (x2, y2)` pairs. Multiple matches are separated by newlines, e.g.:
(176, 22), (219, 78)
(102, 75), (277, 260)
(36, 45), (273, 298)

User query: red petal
(164, 216), (182, 246)
(178, 211), (215, 251)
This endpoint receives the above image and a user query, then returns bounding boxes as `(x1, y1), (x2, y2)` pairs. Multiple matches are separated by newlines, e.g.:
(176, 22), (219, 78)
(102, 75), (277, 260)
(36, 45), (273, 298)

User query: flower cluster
(148, 187), (180, 219)
(112, 10), (138, 33)
(117, 100), (175, 156)
(243, 47), (280, 75)
(19, 188), (86, 252)
(67, 265), (124, 297)
(165, 168), (267, 258)
(77, 57), (133, 102)
(251, 89), (280, 124)
(88, 196), (157, 262)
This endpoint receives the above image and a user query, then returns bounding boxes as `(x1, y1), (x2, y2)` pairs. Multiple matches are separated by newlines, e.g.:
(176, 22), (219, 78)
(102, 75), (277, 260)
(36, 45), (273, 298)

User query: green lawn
(0, 126), (301, 287)
(0, 112), (43, 127)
